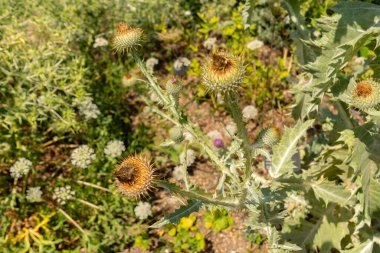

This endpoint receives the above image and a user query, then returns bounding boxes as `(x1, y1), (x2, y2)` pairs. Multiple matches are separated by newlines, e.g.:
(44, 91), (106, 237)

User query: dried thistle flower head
(255, 127), (281, 149)
(115, 154), (155, 198)
(202, 51), (245, 93)
(349, 79), (380, 109)
(112, 22), (144, 53)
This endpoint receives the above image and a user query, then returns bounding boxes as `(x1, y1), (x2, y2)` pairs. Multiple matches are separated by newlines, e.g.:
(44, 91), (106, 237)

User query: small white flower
(173, 57), (191, 71)
(26, 187), (43, 202)
(242, 105), (258, 121)
(10, 158), (32, 179)
(184, 10), (192, 16)
(0, 142), (10, 154)
(93, 37), (108, 48)
(71, 145), (96, 169)
(247, 39), (264, 50)
(225, 123), (237, 136)
(183, 132), (195, 143)
(172, 165), (184, 181)
(146, 57), (159, 73)
(134, 201), (152, 220)
(104, 140), (126, 158)
(74, 96), (100, 120)
(180, 149), (196, 166)
(53, 186), (75, 205)
(207, 130), (222, 140)
(203, 37), (217, 50)
(216, 93), (224, 105)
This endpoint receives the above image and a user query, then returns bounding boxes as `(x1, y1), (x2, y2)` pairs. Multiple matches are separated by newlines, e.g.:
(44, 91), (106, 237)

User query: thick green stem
(225, 93), (252, 178)
(156, 180), (242, 208)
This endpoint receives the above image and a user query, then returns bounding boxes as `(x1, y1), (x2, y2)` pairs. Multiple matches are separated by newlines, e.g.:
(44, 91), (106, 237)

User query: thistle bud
(349, 79), (380, 110)
(169, 127), (184, 143)
(112, 22), (144, 53)
(254, 127), (281, 149)
(201, 51), (245, 93)
(165, 77), (183, 95)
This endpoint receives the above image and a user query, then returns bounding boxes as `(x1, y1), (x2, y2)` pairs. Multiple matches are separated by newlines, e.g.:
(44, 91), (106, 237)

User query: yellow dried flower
(112, 22), (144, 53)
(201, 51), (245, 93)
(115, 154), (155, 198)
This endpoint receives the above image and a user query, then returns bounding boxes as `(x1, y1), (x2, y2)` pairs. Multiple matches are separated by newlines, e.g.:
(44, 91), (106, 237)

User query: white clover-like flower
(10, 158), (32, 179)
(203, 37), (217, 50)
(53, 186), (75, 205)
(93, 37), (109, 48)
(74, 97), (101, 120)
(242, 105), (258, 121)
(180, 149), (196, 166)
(0, 142), (10, 154)
(183, 132), (194, 143)
(184, 10), (192, 16)
(26, 187), (43, 202)
(173, 57), (191, 73)
(207, 130), (222, 140)
(247, 39), (264, 50)
(104, 140), (126, 158)
(71, 145), (96, 169)
(225, 123), (237, 136)
(146, 57), (159, 73)
(134, 201), (152, 220)
(172, 165), (184, 181)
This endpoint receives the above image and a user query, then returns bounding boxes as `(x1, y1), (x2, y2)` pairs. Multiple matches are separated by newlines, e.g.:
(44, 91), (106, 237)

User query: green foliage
(203, 208), (233, 232)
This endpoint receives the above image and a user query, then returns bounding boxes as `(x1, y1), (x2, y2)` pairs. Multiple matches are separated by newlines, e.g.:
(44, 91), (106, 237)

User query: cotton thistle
(53, 186), (75, 205)
(134, 201), (152, 220)
(180, 149), (196, 166)
(202, 51), (245, 93)
(254, 128), (281, 149)
(114, 154), (155, 198)
(26, 187), (43, 202)
(104, 140), (126, 158)
(71, 145), (96, 169)
(242, 105), (258, 121)
(348, 79), (380, 110)
(10, 158), (32, 179)
(112, 22), (144, 53)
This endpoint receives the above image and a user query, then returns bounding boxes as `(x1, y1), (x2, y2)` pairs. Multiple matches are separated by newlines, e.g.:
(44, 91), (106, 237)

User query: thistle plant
(111, 1), (380, 251)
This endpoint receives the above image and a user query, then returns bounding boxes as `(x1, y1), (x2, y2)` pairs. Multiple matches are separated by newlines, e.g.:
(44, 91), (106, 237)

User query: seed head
(112, 22), (144, 53)
(115, 154), (155, 198)
(349, 80), (380, 109)
(202, 51), (245, 93)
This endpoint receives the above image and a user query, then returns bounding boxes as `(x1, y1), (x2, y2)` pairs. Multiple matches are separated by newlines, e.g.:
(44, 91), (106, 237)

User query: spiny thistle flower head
(256, 127), (281, 149)
(10, 158), (32, 179)
(165, 77), (183, 95)
(53, 186), (75, 205)
(115, 154), (155, 198)
(112, 22), (144, 53)
(104, 140), (126, 158)
(71, 145), (96, 169)
(26, 187), (43, 202)
(169, 127), (184, 143)
(202, 51), (245, 93)
(349, 79), (380, 109)
(134, 201), (152, 220)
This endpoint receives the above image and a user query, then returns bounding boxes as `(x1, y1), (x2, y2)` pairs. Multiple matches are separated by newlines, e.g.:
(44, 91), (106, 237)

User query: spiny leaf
(150, 200), (202, 228)
(341, 240), (374, 253)
(270, 120), (314, 178)
(311, 181), (355, 206)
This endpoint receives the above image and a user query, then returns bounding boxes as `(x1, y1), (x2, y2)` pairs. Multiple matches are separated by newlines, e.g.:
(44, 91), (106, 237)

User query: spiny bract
(349, 79), (380, 110)
(112, 22), (144, 53)
(201, 51), (245, 93)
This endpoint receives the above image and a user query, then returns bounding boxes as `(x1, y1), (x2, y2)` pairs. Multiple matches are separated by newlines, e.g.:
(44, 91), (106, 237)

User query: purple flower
(213, 138), (224, 148)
